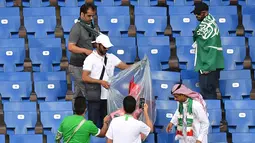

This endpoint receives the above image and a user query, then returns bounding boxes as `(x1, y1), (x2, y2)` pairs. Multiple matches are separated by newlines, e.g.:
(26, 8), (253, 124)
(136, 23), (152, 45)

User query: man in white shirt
(166, 84), (209, 143)
(106, 96), (153, 143)
(82, 34), (130, 128)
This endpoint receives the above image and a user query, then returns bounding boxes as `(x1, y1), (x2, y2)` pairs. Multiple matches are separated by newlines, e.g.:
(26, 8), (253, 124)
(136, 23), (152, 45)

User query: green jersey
(56, 115), (100, 143)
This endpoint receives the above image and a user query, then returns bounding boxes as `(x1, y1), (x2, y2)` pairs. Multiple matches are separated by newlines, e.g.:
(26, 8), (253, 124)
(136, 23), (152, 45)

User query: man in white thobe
(166, 84), (209, 143)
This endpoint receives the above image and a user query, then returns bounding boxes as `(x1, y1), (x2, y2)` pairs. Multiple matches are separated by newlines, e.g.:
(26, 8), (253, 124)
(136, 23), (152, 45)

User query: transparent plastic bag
(107, 56), (156, 123)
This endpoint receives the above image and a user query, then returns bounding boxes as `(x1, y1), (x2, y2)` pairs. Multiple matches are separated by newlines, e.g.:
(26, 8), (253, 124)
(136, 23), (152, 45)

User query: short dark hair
(74, 96), (86, 115)
(123, 96), (136, 114)
(80, 3), (96, 15)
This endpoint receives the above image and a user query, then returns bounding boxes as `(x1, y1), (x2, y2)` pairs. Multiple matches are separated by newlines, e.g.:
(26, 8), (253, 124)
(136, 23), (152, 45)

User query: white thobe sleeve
(194, 102), (210, 142)
(170, 108), (179, 126)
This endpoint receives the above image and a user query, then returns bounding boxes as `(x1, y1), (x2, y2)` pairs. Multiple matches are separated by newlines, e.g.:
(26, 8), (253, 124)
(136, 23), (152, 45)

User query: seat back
(10, 135), (43, 143)
(243, 15), (255, 36)
(206, 100), (222, 133)
(208, 133), (227, 143)
(232, 133), (255, 143)
(22, 0), (50, 7)
(181, 70), (200, 92)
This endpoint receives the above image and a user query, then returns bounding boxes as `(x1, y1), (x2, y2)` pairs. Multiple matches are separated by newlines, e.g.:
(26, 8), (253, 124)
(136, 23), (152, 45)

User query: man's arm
(97, 116), (110, 137)
(82, 70), (110, 89)
(143, 104), (153, 132)
(68, 43), (92, 55)
(107, 139), (113, 143)
(116, 62), (131, 70)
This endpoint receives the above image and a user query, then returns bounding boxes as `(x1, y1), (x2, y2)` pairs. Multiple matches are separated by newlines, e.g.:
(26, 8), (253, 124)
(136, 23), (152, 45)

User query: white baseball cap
(92, 34), (114, 48)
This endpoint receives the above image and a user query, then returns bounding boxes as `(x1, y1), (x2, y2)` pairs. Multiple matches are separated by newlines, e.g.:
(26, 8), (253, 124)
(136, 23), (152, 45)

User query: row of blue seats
(0, 0), (254, 7)
(0, 69), (252, 102)
(1, 6), (255, 37)
(2, 100), (255, 135)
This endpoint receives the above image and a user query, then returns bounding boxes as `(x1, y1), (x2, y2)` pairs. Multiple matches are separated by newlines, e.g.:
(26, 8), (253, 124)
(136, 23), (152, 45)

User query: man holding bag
(82, 34), (130, 127)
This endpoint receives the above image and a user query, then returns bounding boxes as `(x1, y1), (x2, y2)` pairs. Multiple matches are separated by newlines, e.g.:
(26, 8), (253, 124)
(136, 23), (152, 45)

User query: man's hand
(196, 140), (202, 143)
(83, 49), (93, 55)
(143, 103), (149, 113)
(103, 115), (111, 124)
(100, 80), (110, 89)
(166, 122), (173, 133)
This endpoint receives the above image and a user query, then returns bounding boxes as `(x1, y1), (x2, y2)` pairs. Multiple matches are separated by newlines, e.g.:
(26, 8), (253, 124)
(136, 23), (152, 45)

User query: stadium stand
(9, 134), (43, 143)
(60, 7), (79, 38)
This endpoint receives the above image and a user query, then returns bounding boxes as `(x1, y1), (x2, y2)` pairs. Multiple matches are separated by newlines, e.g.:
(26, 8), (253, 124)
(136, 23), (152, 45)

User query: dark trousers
(88, 100), (107, 128)
(199, 71), (219, 99)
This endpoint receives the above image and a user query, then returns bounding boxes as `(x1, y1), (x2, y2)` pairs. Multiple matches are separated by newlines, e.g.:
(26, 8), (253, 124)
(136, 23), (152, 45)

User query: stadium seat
(209, 6), (237, 15)
(60, 7), (79, 37)
(181, 70), (200, 92)
(203, 0), (231, 5)
(135, 7), (167, 37)
(23, 7), (56, 38)
(213, 15), (238, 36)
(239, 0), (255, 6)
(219, 70), (252, 100)
(206, 100), (222, 133)
(4, 102), (37, 134)
(34, 71), (67, 101)
(242, 6), (255, 15)
(22, 0), (50, 7)
(0, 7), (20, 38)
(248, 37), (255, 69)
(137, 37), (170, 70)
(169, 6), (194, 15)
(58, 0), (84, 7)
(131, 0), (157, 6)
(10, 135), (43, 143)
(243, 15), (255, 36)
(221, 37), (246, 70)
(208, 133), (227, 143)
(97, 7), (129, 37)
(170, 15), (198, 36)
(155, 100), (177, 130)
(157, 132), (177, 143)
(151, 71), (180, 100)
(175, 36), (194, 70)
(0, 135), (5, 143)
(232, 133), (255, 143)
(40, 101), (73, 134)
(0, 38), (25, 72)
(0, 72), (32, 102)
(90, 136), (107, 143)
(166, 0), (194, 5)
(144, 134), (155, 143)
(107, 37), (136, 63)
(225, 100), (255, 132)
(29, 38), (62, 72)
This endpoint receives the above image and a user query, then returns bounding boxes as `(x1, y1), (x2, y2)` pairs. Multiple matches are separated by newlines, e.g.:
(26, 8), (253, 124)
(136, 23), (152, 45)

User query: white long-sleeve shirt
(171, 100), (210, 143)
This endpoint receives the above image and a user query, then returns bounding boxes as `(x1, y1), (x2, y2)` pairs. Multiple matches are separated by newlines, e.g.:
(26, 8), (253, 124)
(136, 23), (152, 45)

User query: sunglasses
(171, 83), (182, 94)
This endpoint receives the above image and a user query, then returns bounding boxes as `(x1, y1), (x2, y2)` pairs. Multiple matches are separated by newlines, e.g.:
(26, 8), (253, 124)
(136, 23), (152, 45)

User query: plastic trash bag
(108, 56), (156, 123)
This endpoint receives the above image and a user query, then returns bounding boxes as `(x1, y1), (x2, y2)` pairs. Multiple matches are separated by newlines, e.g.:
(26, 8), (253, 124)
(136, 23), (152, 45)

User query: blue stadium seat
(169, 6), (194, 15)
(219, 70), (252, 100)
(206, 100), (222, 133)
(34, 72), (67, 101)
(213, 15), (238, 36)
(97, 7), (129, 37)
(208, 133), (227, 143)
(239, 0), (255, 6)
(4, 102), (37, 134)
(221, 37), (245, 70)
(29, 38), (62, 72)
(0, 72), (32, 102)
(91, 136), (107, 143)
(60, 7), (79, 37)
(248, 37), (255, 69)
(137, 37), (170, 70)
(181, 70), (200, 92)
(166, 0), (194, 5)
(170, 15), (198, 36)
(135, 7), (167, 37)
(155, 100), (177, 130)
(0, 7), (20, 38)
(0, 135), (5, 143)
(144, 134), (155, 143)
(107, 37), (136, 63)
(94, 0), (114, 6)
(22, 0), (50, 7)
(152, 71), (180, 100)
(203, 0), (231, 5)
(0, 72), (31, 81)
(232, 133), (255, 143)
(157, 133), (177, 143)
(40, 101), (73, 134)
(209, 6), (237, 15)
(23, 7), (56, 38)
(242, 6), (255, 15)
(175, 36), (194, 70)
(225, 100), (255, 132)
(58, 0), (84, 7)
(243, 15), (255, 36)
(10, 135), (43, 143)
(0, 38), (25, 72)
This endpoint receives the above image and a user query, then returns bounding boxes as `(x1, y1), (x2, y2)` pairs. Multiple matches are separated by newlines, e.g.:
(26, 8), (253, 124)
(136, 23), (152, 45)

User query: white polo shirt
(83, 50), (121, 99)
(106, 115), (151, 143)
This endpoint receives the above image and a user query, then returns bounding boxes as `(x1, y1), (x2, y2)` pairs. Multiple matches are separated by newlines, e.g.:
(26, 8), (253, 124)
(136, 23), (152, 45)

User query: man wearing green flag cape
(192, 2), (224, 99)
